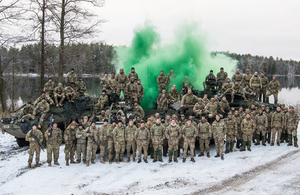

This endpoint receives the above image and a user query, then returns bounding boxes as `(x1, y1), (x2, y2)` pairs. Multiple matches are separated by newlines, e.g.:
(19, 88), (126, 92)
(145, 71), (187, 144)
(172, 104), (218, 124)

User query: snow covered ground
(1, 126), (300, 195)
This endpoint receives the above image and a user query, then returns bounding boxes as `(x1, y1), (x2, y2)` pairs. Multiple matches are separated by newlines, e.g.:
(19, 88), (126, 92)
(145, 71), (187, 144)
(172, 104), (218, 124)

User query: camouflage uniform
(133, 104), (145, 119)
(198, 120), (212, 156)
(232, 72), (243, 85)
(182, 124), (198, 160)
(242, 72), (252, 87)
(34, 95), (54, 106)
(233, 113), (243, 148)
(33, 101), (49, 124)
(250, 75), (261, 99)
(205, 73), (216, 91)
(169, 88), (180, 102)
(202, 98), (210, 106)
(95, 94), (109, 110)
(241, 118), (256, 151)
(165, 123), (181, 162)
(181, 93), (198, 115)
(204, 99), (218, 119)
(216, 71), (228, 88)
(167, 72), (176, 86)
(221, 81), (232, 94)
(64, 126), (77, 164)
(243, 87), (254, 99)
(128, 72), (139, 82)
(126, 81), (139, 104)
(113, 125), (126, 163)
(135, 127), (150, 161)
(18, 105), (34, 121)
(54, 85), (65, 106)
(265, 110), (272, 143)
(230, 83), (247, 102)
(100, 76), (111, 93)
(193, 101), (206, 117)
(65, 71), (77, 88)
(85, 126), (99, 165)
(158, 95), (169, 110)
(25, 129), (43, 166)
(45, 127), (62, 165)
(150, 123), (165, 161)
(212, 119), (226, 158)
(255, 112), (268, 145)
(157, 92), (169, 105)
(115, 71), (129, 97)
(225, 117), (237, 153)
(219, 99), (230, 113)
(125, 124), (137, 161)
(137, 83), (144, 105)
(43, 81), (56, 98)
(260, 76), (269, 102)
(285, 109), (299, 147)
(108, 77), (118, 92)
(107, 124), (116, 163)
(99, 124), (109, 163)
(271, 111), (284, 144)
(75, 127), (87, 163)
(64, 86), (76, 102)
(266, 80), (281, 104)
(181, 78), (192, 88)
(75, 80), (87, 97)
(157, 74), (167, 92)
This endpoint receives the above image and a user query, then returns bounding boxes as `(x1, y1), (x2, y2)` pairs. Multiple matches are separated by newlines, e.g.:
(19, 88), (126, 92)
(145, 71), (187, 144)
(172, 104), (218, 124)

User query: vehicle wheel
(16, 138), (29, 147)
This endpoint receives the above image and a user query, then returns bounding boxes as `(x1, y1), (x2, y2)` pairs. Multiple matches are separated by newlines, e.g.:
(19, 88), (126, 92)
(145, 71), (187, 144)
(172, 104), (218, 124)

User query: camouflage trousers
(54, 94), (65, 105)
(158, 83), (166, 92)
(116, 85), (127, 97)
(183, 138), (195, 158)
(287, 126), (297, 136)
(33, 109), (47, 124)
(226, 135), (235, 143)
(251, 86), (260, 99)
(272, 127), (282, 143)
(236, 127), (242, 140)
(242, 134), (253, 142)
(127, 93), (138, 104)
(28, 144), (41, 164)
(181, 105), (194, 115)
(47, 143), (60, 164)
(86, 142), (98, 162)
(199, 139), (210, 154)
(95, 102), (107, 111)
(266, 90), (278, 104)
(259, 87), (267, 102)
(256, 125), (266, 136)
(214, 138), (224, 156)
(137, 140), (149, 160)
(152, 143), (163, 152)
(66, 93), (75, 102)
(231, 91), (246, 100)
(115, 141), (125, 160)
(168, 139), (179, 151)
(76, 143), (86, 162)
(137, 96), (142, 105)
(99, 141), (107, 158)
(107, 140), (115, 155)
(126, 141), (136, 158)
(64, 141), (76, 162)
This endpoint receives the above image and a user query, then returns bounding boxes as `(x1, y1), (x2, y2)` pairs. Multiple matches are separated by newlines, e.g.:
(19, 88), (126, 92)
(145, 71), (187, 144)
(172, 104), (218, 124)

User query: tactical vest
(208, 103), (218, 112)
(274, 112), (282, 121)
(137, 128), (148, 140)
(158, 75), (167, 83)
(243, 119), (254, 130)
(226, 119), (234, 129)
(55, 87), (64, 95)
(118, 74), (127, 83)
(251, 76), (260, 86)
(260, 77), (268, 86)
(169, 126), (179, 137)
(233, 73), (243, 81)
(233, 84), (241, 91)
(217, 72), (227, 80)
(256, 115), (265, 125)
(199, 122), (209, 133)
(244, 74), (252, 83)
(270, 81), (280, 90)
(154, 125), (164, 136)
(48, 128), (61, 145)
(128, 83), (137, 92)
(184, 126), (195, 137)
(115, 127), (125, 142)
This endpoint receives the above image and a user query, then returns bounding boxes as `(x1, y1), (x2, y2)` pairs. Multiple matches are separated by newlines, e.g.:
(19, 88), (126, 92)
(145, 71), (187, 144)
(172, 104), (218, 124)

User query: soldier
(126, 77), (139, 104)
(150, 118), (165, 162)
(125, 119), (137, 162)
(166, 68), (176, 89)
(233, 110), (243, 148)
(95, 90), (109, 110)
(85, 121), (99, 167)
(157, 70), (167, 92)
(181, 88), (198, 115)
(202, 94), (209, 105)
(181, 83), (189, 97)
(113, 120), (126, 164)
(107, 120), (117, 164)
(135, 121), (150, 163)
(240, 113), (256, 151)
(82, 116), (90, 129)
(128, 67), (139, 82)
(169, 85), (180, 102)
(33, 97), (49, 125)
(266, 76), (281, 104)
(75, 77), (88, 97)
(182, 119), (198, 163)
(17, 102), (34, 122)
(230, 82), (247, 102)
(242, 69), (252, 87)
(249, 71), (261, 100)
(146, 118), (154, 159)
(285, 106), (299, 147)
(216, 67), (228, 88)
(155, 113), (160, 120)
(198, 116), (211, 158)
(259, 71), (269, 102)
(271, 106), (285, 146)
(137, 79), (144, 105)
(255, 108), (268, 146)
(25, 124), (43, 168)
(108, 72), (118, 92)
(165, 119), (181, 163)
(212, 115), (226, 160)
(219, 96), (230, 114)
(135, 116), (142, 128)
(239, 106), (244, 117)
(181, 74), (192, 89)
(133, 101), (145, 119)
(33, 91), (54, 106)
(54, 83), (65, 107)
(65, 68), (77, 88)
(243, 84), (255, 100)
(44, 120), (62, 166)
(225, 113), (237, 153)
(158, 93), (169, 110)
(99, 119), (109, 164)
(193, 98), (206, 118)
(100, 72), (111, 93)
(165, 114), (171, 125)
(205, 70), (217, 91)
(221, 78), (232, 94)
(43, 78), (56, 98)
(265, 107), (272, 143)
(157, 89), (168, 106)
(232, 68), (243, 85)
(281, 107), (289, 143)
(250, 103), (258, 116)
(95, 110), (106, 122)
(115, 68), (129, 98)
(204, 98), (218, 121)
(64, 121), (77, 166)
(64, 84), (76, 103)
(75, 124), (87, 164)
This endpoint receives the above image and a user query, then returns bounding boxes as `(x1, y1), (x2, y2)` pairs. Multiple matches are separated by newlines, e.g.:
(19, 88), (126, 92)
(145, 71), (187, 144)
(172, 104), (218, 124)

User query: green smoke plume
(115, 22), (237, 109)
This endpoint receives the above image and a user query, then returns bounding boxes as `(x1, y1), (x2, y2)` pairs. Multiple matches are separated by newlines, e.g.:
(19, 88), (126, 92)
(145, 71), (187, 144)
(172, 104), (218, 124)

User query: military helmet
(261, 104), (266, 107)
(78, 123), (84, 128)
(246, 69), (250, 72)
(266, 107), (270, 110)
(130, 77), (135, 80)
(289, 106), (294, 109)
(284, 107), (288, 111)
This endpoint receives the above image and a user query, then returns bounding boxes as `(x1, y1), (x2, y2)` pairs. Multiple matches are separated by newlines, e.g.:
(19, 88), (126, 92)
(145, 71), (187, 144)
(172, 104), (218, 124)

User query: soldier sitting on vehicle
(221, 78), (232, 94)
(33, 97), (50, 126)
(65, 68), (77, 89)
(205, 70), (217, 91)
(75, 77), (88, 97)
(33, 91), (54, 106)
(64, 84), (76, 103)
(95, 90), (109, 110)
(243, 84), (255, 100)
(43, 78), (56, 98)
(16, 102), (34, 123)
(169, 85), (180, 102)
(181, 88), (198, 115)
(54, 83), (65, 107)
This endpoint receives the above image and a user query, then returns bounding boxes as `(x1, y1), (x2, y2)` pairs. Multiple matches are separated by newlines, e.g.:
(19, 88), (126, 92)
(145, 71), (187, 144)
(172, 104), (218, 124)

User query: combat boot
(120, 158), (125, 163)
(267, 133), (271, 144)
(240, 141), (246, 151)
(287, 135), (293, 146)
(86, 161), (89, 167)
(91, 160), (96, 164)
(270, 143), (274, 146)
(153, 155), (157, 163)
(182, 158), (186, 163)
(247, 141), (251, 151)
(294, 136), (298, 148)
(198, 152), (204, 157)
(28, 163), (31, 168)
(255, 135), (260, 145)
(127, 157), (131, 162)
(173, 151), (178, 163)
(48, 163), (51, 167)
(280, 132), (284, 143)
(83, 160), (86, 164)
(116, 159), (120, 164)
(143, 158), (148, 163)
(54, 161), (60, 166)
(207, 153), (210, 158)
(214, 153), (220, 158)
(277, 142), (280, 146)
(158, 151), (163, 162)
(225, 143), (230, 154)
(35, 161), (41, 167)
(66, 161), (69, 166)
(100, 157), (105, 164)
(262, 136), (266, 146)
(76, 159), (81, 164)
(168, 155), (172, 163)
(133, 157), (136, 162)
(191, 158), (195, 163)
(230, 142), (234, 152)
(221, 155), (224, 160)
(70, 160), (76, 164)
(137, 159), (142, 163)
(236, 140), (241, 149)
(163, 146), (167, 157)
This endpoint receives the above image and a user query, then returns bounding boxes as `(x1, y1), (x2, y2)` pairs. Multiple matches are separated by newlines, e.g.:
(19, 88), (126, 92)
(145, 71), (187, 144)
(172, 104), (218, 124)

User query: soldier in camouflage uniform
(135, 121), (150, 163)
(212, 115), (226, 160)
(99, 119), (109, 164)
(133, 101), (145, 119)
(165, 119), (181, 163)
(100, 72), (111, 93)
(242, 69), (252, 87)
(128, 67), (139, 82)
(219, 96), (230, 114)
(216, 67), (228, 89)
(266, 76), (281, 104)
(166, 68), (176, 89)
(232, 68), (243, 85)
(113, 120), (126, 164)
(150, 118), (165, 162)
(204, 98), (218, 120)
(205, 70), (217, 91)
(137, 79), (144, 105)
(75, 124), (87, 164)
(193, 98), (206, 117)
(243, 84), (255, 100)
(64, 84), (76, 102)
(115, 68), (129, 98)
(233, 110), (243, 148)
(255, 108), (268, 146)
(169, 85), (180, 102)
(259, 71), (269, 102)
(75, 77), (88, 97)
(202, 94), (209, 105)
(286, 106), (299, 147)
(225, 113), (237, 153)
(33, 98), (49, 125)
(82, 116), (90, 129)
(221, 78), (232, 94)
(271, 106), (285, 146)
(54, 83), (65, 107)
(107, 120), (117, 164)
(127, 77), (139, 104)
(198, 116), (211, 158)
(181, 88), (198, 115)
(230, 82), (247, 102)
(125, 119), (137, 162)
(45, 120), (62, 166)
(240, 113), (256, 151)
(108, 72), (118, 92)
(280, 107), (289, 143)
(265, 107), (273, 144)
(64, 122), (77, 166)
(33, 91), (54, 106)
(158, 93), (169, 110)
(250, 71), (262, 100)
(95, 90), (109, 110)
(65, 68), (77, 88)
(25, 124), (43, 168)
(181, 74), (192, 89)
(182, 119), (198, 163)
(157, 70), (167, 92)
(17, 102), (34, 122)
(43, 78), (56, 98)
(157, 89), (168, 106)
(85, 121), (99, 167)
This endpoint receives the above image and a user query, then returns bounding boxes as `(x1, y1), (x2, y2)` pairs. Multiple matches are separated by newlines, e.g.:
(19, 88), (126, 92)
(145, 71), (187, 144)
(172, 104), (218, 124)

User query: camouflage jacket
(54, 86), (65, 96)
(241, 118), (256, 135)
(198, 121), (212, 139)
(108, 78), (118, 90)
(125, 125), (137, 142)
(243, 87), (253, 95)
(135, 127), (150, 141)
(169, 88), (180, 102)
(243, 73), (252, 85)
(98, 94), (109, 104)
(99, 124), (109, 142)
(285, 111), (299, 129)
(157, 92), (169, 105)
(167, 72), (176, 83)
(115, 73), (129, 84)
(181, 94), (198, 105)
(255, 113), (268, 128)
(133, 105), (145, 118)
(193, 102), (206, 113)
(128, 72), (139, 81)
(22, 105), (34, 115)
(217, 71), (228, 81)
(100, 76), (110, 89)
(232, 83), (242, 93)
(64, 127), (76, 142)
(219, 100), (230, 112)
(222, 82), (232, 91)
(43, 81), (55, 93)
(232, 114), (242, 128)
(36, 101), (50, 112)
(65, 86), (75, 95)
(34, 95), (54, 105)
(265, 111), (272, 127)
(65, 72), (77, 84)
(182, 125), (198, 139)
(271, 111), (284, 128)
(26, 129), (43, 146)
(113, 126), (125, 143)
(268, 80), (280, 91)
(205, 102), (218, 114)
(165, 124), (181, 143)
(260, 76), (269, 88)
(107, 124), (116, 141)
(75, 80), (86, 92)
(45, 127), (62, 145)
(76, 128), (87, 144)
(137, 83), (144, 97)
(85, 126), (99, 144)
(202, 98), (210, 105)
(205, 74), (216, 81)
(225, 118), (237, 136)
(232, 72), (243, 82)
(150, 123), (165, 144)
(250, 75), (261, 88)
(212, 120), (226, 140)
(157, 74), (167, 84)
(127, 82), (139, 94)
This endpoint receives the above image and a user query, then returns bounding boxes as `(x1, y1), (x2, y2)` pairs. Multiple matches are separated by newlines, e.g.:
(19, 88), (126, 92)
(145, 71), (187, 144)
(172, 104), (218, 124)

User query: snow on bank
(1, 126), (300, 195)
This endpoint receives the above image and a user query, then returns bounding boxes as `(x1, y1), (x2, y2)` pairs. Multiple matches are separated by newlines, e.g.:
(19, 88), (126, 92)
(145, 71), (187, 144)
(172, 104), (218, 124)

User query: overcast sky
(96, 0), (300, 61)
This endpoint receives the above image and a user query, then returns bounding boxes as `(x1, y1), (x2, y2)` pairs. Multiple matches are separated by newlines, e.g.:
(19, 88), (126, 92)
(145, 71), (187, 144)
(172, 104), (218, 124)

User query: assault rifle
(48, 115), (53, 139)
(31, 130), (45, 152)
(87, 127), (98, 145)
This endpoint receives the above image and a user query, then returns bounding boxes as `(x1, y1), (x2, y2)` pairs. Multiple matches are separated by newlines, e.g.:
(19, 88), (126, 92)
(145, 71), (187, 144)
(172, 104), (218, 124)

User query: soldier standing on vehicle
(182, 119), (198, 163)
(271, 106), (285, 146)
(95, 90), (109, 110)
(126, 77), (139, 104)
(65, 84), (76, 103)
(205, 70), (217, 91)
(75, 124), (87, 164)
(181, 74), (192, 89)
(212, 115), (226, 160)
(232, 68), (243, 85)
(64, 121), (77, 166)
(240, 113), (256, 151)
(165, 119), (181, 163)
(113, 120), (126, 164)
(128, 67), (139, 82)
(259, 71), (269, 102)
(107, 120), (117, 164)
(25, 124), (43, 168)
(242, 69), (252, 87)
(225, 113), (237, 154)
(137, 79), (144, 105)
(115, 68), (129, 98)
(85, 121), (99, 167)
(43, 78), (56, 98)
(135, 121), (150, 163)
(65, 68), (77, 88)
(75, 77), (88, 97)
(285, 106), (299, 147)
(198, 116), (212, 158)
(250, 71), (262, 100)
(150, 118), (165, 162)
(99, 119), (109, 164)
(157, 70), (167, 92)
(255, 108), (268, 146)
(54, 83), (65, 107)
(108, 72), (118, 92)
(216, 67), (228, 89)
(45, 120), (62, 166)
(125, 119), (137, 162)
(266, 76), (281, 104)
(100, 72), (111, 93)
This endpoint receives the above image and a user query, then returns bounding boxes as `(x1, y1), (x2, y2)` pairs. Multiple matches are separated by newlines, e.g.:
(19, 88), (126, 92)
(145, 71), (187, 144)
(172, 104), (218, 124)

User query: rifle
(100, 78), (112, 90)
(87, 126), (98, 145)
(48, 115), (53, 139)
(30, 130), (45, 152)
